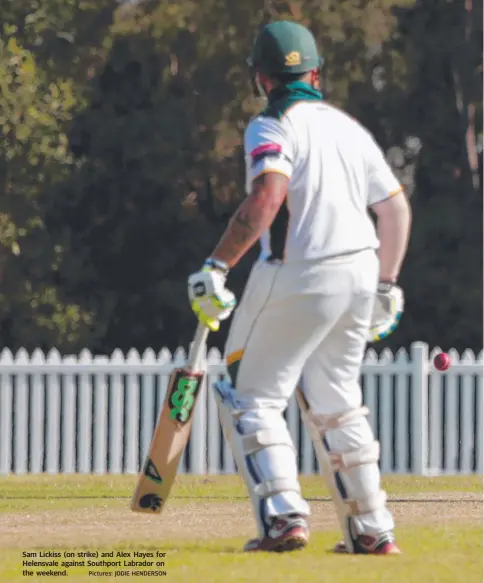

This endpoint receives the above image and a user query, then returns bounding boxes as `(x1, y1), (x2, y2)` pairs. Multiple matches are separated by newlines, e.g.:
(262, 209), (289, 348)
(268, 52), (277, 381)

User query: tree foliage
(0, 32), (95, 350)
(0, 0), (481, 353)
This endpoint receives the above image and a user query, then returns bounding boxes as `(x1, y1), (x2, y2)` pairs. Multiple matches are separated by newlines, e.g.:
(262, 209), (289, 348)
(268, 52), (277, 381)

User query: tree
(1, 0), (118, 86)
(0, 33), (94, 351)
(387, 0), (483, 352)
(0, 1), (480, 352)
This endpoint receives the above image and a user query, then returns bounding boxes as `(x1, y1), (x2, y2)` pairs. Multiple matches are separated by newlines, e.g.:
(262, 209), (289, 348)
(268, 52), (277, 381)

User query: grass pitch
(0, 475), (482, 583)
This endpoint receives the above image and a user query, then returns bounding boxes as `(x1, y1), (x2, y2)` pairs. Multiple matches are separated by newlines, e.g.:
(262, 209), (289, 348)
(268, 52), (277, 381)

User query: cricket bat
(130, 322), (209, 514)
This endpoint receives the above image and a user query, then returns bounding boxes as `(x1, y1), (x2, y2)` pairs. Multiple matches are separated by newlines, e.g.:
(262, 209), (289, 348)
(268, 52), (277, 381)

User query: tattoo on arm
(231, 209), (257, 242)
(210, 173), (289, 267)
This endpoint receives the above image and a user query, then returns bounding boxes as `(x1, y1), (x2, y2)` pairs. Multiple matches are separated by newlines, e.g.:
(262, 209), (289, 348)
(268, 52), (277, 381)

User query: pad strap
(242, 428), (296, 455)
(329, 441), (380, 471)
(254, 478), (302, 497)
(311, 406), (370, 434)
(345, 490), (387, 515)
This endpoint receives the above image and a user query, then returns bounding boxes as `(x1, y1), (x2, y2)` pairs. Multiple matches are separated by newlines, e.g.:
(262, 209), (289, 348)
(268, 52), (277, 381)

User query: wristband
(204, 257), (230, 275)
(377, 282), (394, 293)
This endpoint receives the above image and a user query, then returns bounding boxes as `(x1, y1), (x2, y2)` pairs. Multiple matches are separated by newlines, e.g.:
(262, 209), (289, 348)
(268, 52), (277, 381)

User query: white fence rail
(0, 342), (482, 476)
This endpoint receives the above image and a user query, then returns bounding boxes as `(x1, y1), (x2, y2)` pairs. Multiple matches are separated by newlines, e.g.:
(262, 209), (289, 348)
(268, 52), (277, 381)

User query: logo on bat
(168, 372), (201, 424)
(143, 458), (163, 484)
(139, 493), (162, 511)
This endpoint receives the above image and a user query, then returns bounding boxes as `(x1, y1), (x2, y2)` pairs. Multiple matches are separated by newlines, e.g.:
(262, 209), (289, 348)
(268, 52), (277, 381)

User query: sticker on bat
(143, 458), (163, 484)
(168, 371), (202, 424)
(139, 493), (162, 511)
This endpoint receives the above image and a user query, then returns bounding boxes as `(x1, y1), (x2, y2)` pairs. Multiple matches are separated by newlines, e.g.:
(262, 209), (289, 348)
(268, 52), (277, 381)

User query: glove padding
(188, 259), (237, 332)
(368, 282), (404, 343)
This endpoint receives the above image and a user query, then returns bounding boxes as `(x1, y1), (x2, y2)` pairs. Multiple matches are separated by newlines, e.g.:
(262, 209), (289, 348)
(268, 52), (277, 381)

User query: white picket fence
(0, 342), (482, 476)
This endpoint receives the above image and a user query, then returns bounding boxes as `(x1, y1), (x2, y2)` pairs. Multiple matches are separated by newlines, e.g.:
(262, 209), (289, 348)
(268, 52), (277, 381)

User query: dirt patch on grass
(0, 494), (481, 550)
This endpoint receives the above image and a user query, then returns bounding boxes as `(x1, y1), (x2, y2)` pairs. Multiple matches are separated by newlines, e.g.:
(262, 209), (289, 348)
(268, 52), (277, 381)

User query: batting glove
(368, 282), (404, 343)
(188, 258), (237, 332)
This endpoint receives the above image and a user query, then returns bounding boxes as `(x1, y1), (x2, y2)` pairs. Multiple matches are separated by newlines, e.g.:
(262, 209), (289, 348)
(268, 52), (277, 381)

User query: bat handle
(187, 322), (210, 370)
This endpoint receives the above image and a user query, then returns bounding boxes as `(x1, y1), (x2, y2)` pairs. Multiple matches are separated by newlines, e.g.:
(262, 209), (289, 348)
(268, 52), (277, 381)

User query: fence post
(189, 341), (208, 475)
(0, 350), (14, 475)
(411, 342), (429, 475)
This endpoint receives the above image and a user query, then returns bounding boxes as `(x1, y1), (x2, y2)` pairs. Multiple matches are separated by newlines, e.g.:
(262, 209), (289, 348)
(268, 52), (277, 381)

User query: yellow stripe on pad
(226, 349), (244, 366)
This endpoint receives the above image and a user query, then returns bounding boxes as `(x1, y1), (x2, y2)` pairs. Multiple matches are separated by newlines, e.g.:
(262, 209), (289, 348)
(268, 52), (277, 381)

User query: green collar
(264, 81), (323, 119)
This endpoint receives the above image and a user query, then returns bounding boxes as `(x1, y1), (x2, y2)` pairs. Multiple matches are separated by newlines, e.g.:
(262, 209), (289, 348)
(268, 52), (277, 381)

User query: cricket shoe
(244, 514), (309, 553)
(333, 532), (401, 555)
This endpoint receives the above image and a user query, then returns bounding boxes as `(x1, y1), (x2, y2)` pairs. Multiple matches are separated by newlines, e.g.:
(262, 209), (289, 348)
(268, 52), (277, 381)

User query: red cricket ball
(433, 352), (451, 371)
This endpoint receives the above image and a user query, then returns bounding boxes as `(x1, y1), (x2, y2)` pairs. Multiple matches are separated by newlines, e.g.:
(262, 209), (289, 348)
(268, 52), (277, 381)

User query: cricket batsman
(187, 21), (411, 554)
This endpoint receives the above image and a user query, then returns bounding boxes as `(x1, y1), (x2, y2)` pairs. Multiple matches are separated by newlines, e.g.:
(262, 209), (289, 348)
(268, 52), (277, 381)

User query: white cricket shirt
(244, 87), (403, 262)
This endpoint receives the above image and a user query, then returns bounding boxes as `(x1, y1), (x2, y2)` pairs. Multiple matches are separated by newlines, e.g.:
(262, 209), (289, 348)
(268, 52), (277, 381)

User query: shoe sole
(272, 535), (308, 553)
(375, 543), (401, 555)
(333, 542), (401, 555)
(245, 532), (308, 553)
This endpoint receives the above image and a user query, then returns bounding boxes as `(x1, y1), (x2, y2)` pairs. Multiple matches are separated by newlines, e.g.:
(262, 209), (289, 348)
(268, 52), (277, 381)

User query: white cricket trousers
(225, 249), (379, 414)
(221, 249), (396, 540)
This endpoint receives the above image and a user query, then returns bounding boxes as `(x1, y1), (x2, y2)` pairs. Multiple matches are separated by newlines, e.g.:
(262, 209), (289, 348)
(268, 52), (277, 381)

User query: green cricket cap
(248, 21), (323, 76)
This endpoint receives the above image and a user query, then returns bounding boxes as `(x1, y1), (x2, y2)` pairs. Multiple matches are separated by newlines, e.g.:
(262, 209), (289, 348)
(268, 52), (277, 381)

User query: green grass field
(0, 475), (482, 583)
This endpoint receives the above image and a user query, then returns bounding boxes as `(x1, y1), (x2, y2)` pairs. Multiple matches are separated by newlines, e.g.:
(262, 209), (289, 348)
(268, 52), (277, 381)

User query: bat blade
(130, 367), (205, 514)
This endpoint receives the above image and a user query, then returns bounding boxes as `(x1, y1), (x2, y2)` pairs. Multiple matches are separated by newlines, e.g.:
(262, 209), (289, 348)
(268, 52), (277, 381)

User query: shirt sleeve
(366, 136), (403, 206)
(244, 116), (294, 194)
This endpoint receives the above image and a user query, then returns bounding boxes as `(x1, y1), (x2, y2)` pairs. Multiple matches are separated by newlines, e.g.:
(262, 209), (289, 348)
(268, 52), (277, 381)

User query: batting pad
(296, 388), (393, 552)
(213, 380), (310, 538)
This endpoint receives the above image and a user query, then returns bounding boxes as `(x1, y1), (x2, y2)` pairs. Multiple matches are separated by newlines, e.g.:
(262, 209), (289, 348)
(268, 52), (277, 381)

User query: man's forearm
(210, 193), (279, 268)
(210, 174), (288, 268)
(375, 193), (412, 282)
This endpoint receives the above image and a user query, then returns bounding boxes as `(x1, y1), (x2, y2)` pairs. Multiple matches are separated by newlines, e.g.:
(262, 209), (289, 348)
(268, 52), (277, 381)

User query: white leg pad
(296, 389), (394, 552)
(214, 380), (310, 537)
